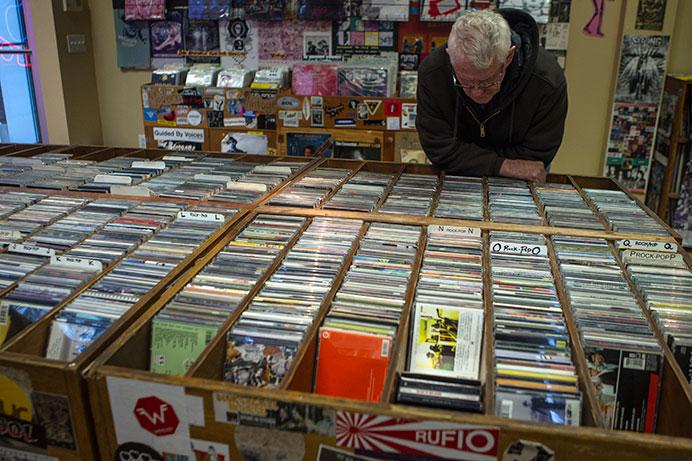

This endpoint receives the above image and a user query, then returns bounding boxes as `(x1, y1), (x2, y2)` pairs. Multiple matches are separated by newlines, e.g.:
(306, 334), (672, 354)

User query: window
(0, 0), (40, 143)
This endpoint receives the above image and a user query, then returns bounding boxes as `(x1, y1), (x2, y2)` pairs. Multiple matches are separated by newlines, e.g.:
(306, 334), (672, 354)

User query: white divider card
(620, 249), (684, 265)
(94, 174), (133, 185)
(490, 240), (547, 257)
(253, 165), (292, 176)
(110, 185), (153, 197)
(226, 182), (267, 193)
(616, 239), (678, 252)
(193, 173), (233, 183)
(131, 160), (166, 170)
(177, 211), (225, 222)
(428, 225), (481, 238)
(0, 230), (22, 241)
(8, 243), (55, 257)
(50, 255), (103, 272)
(163, 155), (193, 161)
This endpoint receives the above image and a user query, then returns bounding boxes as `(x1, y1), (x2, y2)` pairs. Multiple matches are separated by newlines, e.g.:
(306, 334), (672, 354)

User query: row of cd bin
(0, 143), (689, 461)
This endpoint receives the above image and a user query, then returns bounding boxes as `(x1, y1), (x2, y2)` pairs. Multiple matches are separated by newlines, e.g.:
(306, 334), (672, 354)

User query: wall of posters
(605, 34), (671, 194)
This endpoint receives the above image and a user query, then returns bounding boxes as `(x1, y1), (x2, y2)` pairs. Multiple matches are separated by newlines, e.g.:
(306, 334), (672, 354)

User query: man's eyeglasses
(452, 68), (504, 91)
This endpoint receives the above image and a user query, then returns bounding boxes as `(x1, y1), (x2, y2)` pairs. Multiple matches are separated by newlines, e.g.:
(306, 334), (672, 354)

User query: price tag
(194, 173), (232, 183)
(8, 243), (55, 257)
(253, 165), (292, 176)
(110, 185), (153, 197)
(428, 225), (480, 238)
(621, 249), (683, 265)
(50, 255), (103, 272)
(94, 174), (132, 185)
(0, 230), (22, 241)
(131, 160), (166, 170)
(226, 182), (267, 193)
(177, 211), (225, 222)
(490, 241), (547, 257)
(616, 239), (677, 252)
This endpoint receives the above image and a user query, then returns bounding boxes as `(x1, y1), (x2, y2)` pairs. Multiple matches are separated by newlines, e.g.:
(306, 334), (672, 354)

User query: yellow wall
(551, 0), (681, 176)
(49, 0), (103, 144)
(36, 1), (692, 170)
(668, 0), (692, 74)
(89, 1), (149, 147)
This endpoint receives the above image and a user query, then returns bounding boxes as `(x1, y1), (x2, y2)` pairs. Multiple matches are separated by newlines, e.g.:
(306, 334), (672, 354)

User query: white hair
(447, 9), (511, 70)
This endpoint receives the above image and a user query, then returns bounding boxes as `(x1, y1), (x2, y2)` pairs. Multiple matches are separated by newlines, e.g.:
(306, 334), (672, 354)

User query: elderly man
(416, 8), (567, 182)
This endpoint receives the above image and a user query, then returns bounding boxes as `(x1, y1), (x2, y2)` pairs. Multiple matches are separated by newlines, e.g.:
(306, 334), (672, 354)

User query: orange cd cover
(314, 326), (393, 402)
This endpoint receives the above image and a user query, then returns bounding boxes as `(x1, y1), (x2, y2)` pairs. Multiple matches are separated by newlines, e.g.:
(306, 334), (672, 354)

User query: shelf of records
(151, 62), (417, 99)
(0, 149), (688, 460)
(142, 81), (417, 158)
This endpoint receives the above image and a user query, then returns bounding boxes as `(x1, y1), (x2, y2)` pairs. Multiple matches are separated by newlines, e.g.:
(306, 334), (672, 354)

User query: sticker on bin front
(502, 439), (554, 461)
(336, 412), (499, 460)
(616, 239), (677, 252)
(212, 392), (335, 437)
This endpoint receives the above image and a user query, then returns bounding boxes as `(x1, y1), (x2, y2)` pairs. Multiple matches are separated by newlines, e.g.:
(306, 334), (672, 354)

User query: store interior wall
(33, 1), (692, 177)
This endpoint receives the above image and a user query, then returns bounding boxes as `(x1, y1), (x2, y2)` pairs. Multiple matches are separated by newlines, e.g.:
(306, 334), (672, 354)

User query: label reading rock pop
(490, 241), (547, 257)
(177, 211), (224, 222)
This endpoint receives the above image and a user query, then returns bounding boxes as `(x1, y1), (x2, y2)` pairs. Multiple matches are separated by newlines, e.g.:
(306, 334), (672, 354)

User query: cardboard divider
(481, 230), (495, 415)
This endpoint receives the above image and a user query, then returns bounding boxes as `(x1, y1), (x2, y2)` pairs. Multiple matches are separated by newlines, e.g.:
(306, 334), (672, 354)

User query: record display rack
(141, 84), (417, 160)
(0, 145), (688, 460)
(85, 210), (692, 461)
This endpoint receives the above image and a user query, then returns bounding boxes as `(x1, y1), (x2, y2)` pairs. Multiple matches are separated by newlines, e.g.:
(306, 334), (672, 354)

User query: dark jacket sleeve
(416, 70), (505, 177)
(497, 78), (567, 166)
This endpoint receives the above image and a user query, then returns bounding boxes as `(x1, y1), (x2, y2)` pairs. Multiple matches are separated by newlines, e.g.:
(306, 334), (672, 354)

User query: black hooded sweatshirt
(415, 8), (568, 177)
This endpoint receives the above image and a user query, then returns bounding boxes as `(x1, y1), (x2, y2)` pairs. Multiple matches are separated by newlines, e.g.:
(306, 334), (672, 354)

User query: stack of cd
(584, 189), (669, 235)
(0, 191), (46, 221)
(268, 168), (352, 208)
(0, 196), (89, 243)
(137, 153), (213, 196)
(378, 174), (437, 215)
(224, 217), (362, 388)
(534, 183), (603, 230)
(24, 199), (134, 252)
(77, 159), (170, 193)
(488, 178), (542, 226)
(45, 204), (237, 361)
(618, 241), (692, 394)
(31, 152), (73, 164)
(0, 246), (53, 290)
(324, 171), (394, 212)
(314, 223), (421, 401)
(149, 214), (307, 375)
(0, 258), (104, 344)
(211, 162), (303, 204)
(433, 175), (483, 220)
(399, 225), (484, 412)
(490, 231), (581, 426)
(552, 235), (662, 432)
(65, 201), (180, 265)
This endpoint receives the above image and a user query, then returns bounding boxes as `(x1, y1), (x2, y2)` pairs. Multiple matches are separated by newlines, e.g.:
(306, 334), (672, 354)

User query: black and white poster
(615, 35), (669, 104)
(635, 0), (667, 31)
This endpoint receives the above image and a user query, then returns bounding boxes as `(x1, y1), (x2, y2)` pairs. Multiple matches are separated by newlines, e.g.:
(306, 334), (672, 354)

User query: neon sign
(0, 37), (30, 67)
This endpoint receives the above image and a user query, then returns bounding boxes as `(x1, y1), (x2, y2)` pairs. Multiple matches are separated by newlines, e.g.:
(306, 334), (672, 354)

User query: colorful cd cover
(408, 303), (483, 380)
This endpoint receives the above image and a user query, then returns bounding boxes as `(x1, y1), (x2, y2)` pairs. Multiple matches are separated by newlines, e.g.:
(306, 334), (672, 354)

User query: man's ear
(505, 45), (517, 66)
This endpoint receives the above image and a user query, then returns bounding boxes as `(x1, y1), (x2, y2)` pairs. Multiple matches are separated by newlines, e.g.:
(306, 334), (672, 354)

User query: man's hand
(499, 159), (547, 182)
